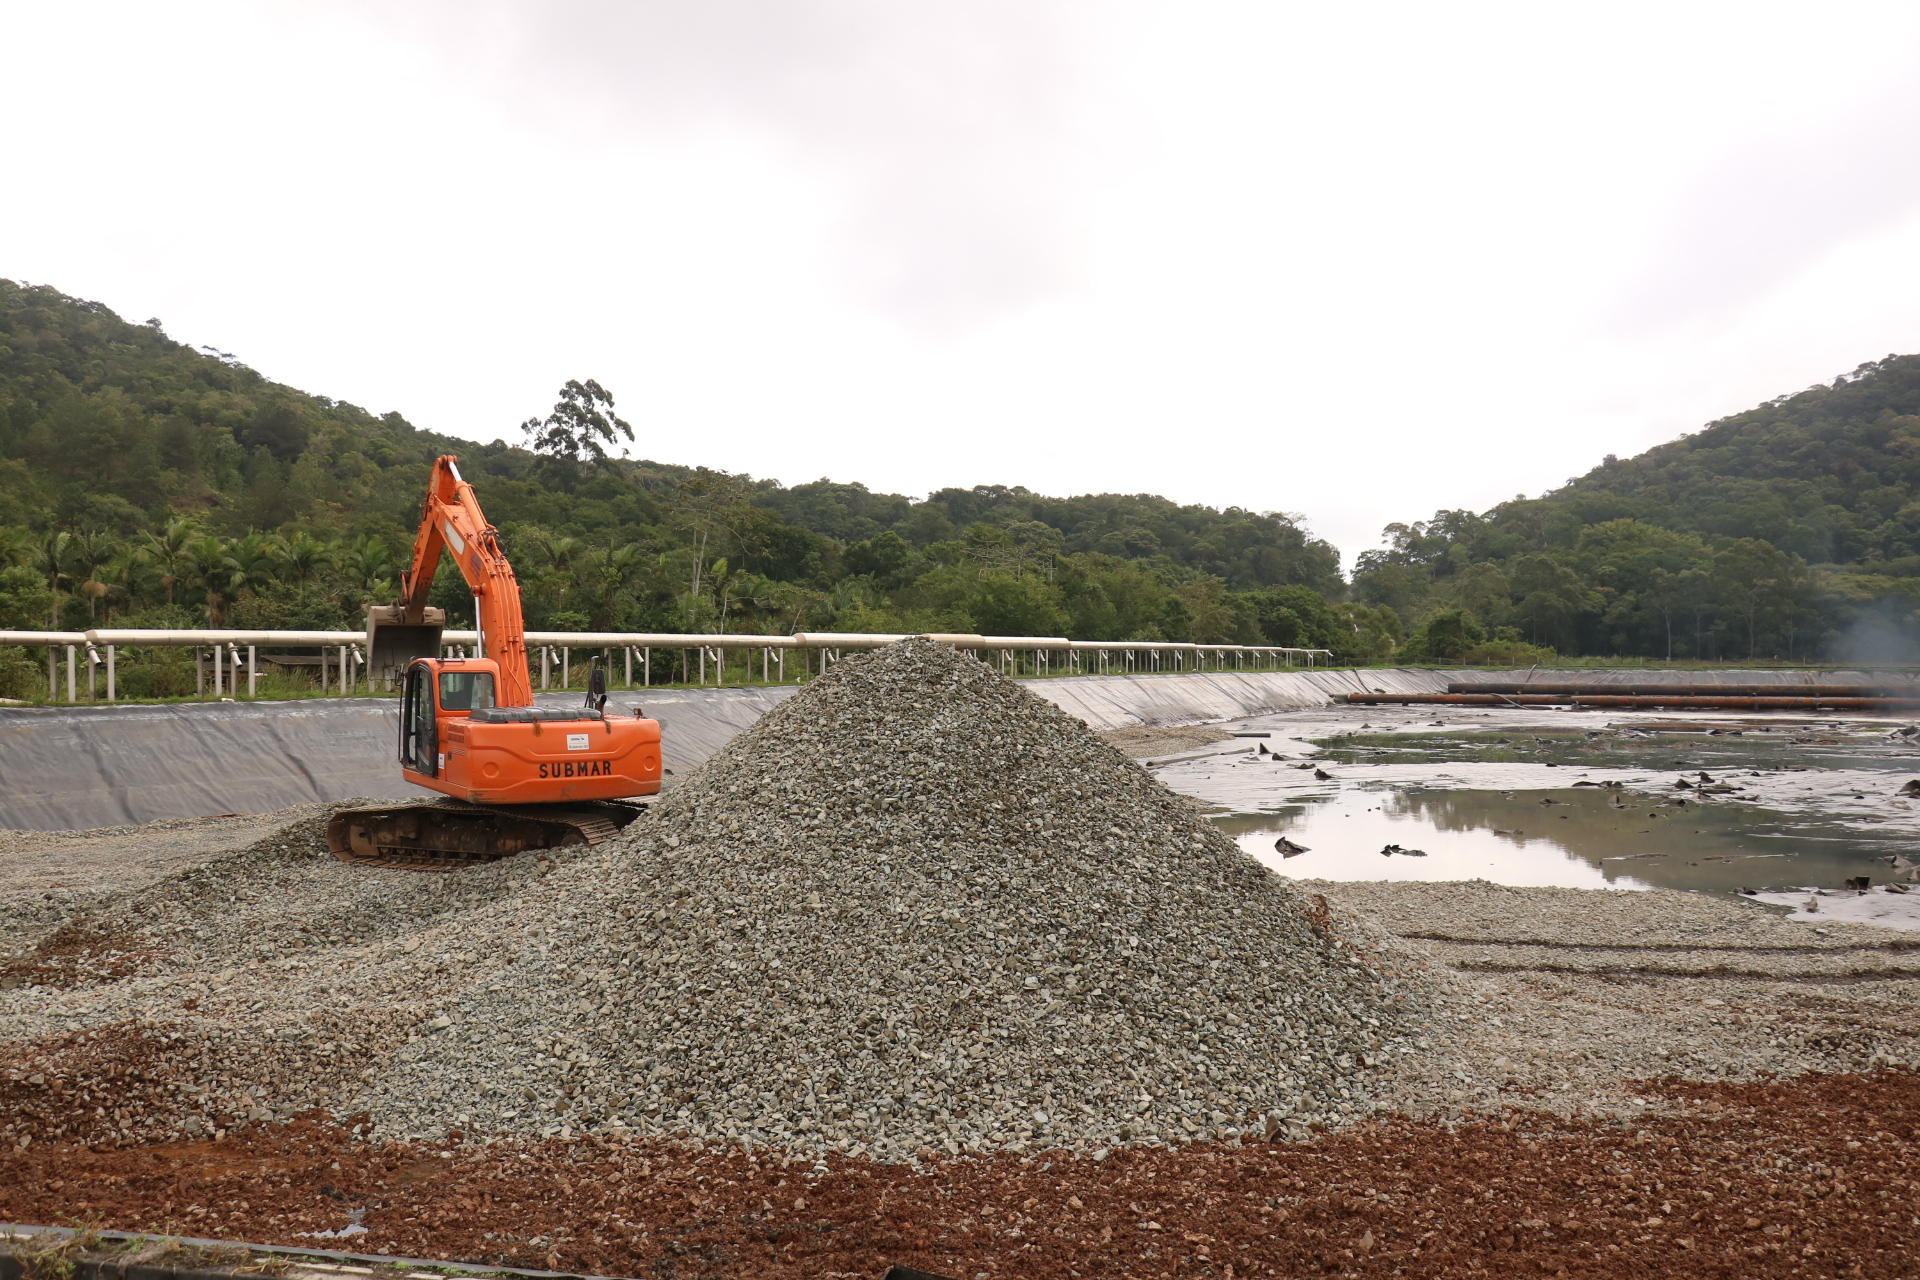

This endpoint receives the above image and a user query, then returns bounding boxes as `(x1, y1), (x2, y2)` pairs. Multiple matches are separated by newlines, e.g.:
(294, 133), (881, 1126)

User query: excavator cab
(399, 657), (503, 778)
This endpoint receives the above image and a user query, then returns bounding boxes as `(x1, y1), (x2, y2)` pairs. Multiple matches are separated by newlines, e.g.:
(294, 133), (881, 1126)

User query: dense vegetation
(1355, 354), (1920, 663)
(16, 274), (1920, 695)
(0, 280), (1365, 696)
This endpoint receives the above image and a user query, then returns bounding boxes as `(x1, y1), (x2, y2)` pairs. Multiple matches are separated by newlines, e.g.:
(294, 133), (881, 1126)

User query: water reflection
(1214, 787), (1906, 893)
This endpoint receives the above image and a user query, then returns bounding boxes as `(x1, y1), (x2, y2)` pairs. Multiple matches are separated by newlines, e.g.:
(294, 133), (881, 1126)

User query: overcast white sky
(8, 1), (1920, 569)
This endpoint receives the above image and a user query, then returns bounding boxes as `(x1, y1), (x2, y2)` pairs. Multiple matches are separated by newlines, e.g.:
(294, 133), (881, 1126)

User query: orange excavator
(325, 455), (663, 870)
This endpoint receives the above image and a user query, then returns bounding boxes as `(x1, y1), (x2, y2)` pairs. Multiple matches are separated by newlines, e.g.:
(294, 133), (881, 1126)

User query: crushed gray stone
(359, 638), (1424, 1157)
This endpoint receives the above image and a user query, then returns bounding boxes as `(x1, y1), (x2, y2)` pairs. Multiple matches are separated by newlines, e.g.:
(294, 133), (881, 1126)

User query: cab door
(399, 660), (438, 776)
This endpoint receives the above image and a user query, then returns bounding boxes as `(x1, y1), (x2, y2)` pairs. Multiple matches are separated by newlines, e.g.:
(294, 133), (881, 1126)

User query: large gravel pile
(361, 638), (1418, 1157)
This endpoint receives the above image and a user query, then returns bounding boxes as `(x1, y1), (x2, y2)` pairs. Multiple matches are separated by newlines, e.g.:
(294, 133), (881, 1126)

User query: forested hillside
(1355, 354), (1920, 662)
(0, 280), (1365, 697)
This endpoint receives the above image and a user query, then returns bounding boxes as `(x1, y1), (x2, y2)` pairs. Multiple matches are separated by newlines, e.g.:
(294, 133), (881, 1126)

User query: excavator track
(325, 799), (646, 872)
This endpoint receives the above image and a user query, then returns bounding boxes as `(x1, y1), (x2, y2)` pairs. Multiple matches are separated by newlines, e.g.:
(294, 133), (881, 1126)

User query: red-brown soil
(5, 1069), (1917, 1279)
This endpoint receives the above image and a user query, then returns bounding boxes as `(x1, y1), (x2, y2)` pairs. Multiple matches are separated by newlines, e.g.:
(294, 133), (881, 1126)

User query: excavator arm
(393, 456), (534, 706)
(365, 456), (533, 703)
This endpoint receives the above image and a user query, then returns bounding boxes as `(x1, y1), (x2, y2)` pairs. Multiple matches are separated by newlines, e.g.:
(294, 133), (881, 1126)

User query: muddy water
(1313, 724), (1918, 774)
(1214, 786), (1899, 892)
(1181, 714), (1920, 895)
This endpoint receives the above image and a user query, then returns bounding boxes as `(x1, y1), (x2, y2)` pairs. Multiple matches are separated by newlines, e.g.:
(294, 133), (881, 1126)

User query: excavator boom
(328, 455), (663, 870)
(393, 457), (534, 705)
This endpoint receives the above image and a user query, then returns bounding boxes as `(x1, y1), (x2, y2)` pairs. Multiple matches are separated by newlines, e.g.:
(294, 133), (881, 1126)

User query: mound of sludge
(364, 638), (1421, 1157)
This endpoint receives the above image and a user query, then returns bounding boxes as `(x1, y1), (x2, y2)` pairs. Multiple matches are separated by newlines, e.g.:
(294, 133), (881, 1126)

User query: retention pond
(1214, 785), (1897, 892)
(1152, 708), (1920, 901)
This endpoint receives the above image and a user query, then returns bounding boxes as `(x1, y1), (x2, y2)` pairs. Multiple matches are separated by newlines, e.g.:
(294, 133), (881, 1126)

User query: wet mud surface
(1216, 787), (1902, 893)
(4, 1070), (1917, 1278)
(1168, 704), (1920, 906)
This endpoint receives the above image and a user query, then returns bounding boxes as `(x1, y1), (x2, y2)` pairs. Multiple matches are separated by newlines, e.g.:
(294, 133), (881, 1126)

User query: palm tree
(99, 547), (145, 621)
(186, 536), (241, 626)
(138, 518), (198, 606)
(32, 531), (72, 626)
(337, 535), (397, 610)
(275, 531), (334, 586)
(64, 530), (119, 621)
(226, 534), (281, 600)
(584, 543), (644, 631)
(0, 526), (31, 569)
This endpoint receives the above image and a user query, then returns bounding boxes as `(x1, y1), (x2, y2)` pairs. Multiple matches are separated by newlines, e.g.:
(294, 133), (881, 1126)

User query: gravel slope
(362, 638), (1420, 1156)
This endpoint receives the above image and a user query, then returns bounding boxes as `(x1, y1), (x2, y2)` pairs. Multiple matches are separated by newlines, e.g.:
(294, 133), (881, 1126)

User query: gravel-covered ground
(1, 640), (1425, 1160)
(362, 638), (1420, 1156)
(10, 649), (1920, 1275)
(0, 812), (298, 927)
(1313, 879), (1920, 1128)
(2, 1068), (1916, 1277)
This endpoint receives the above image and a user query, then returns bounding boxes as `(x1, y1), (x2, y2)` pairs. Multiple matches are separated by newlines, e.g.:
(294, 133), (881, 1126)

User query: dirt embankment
(1097, 723), (1236, 759)
(2, 1068), (1916, 1279)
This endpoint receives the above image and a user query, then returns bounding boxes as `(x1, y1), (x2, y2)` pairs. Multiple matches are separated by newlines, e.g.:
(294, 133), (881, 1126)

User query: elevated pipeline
(1446, 682), (1920, 697)
(1350, 692), (1920, 711)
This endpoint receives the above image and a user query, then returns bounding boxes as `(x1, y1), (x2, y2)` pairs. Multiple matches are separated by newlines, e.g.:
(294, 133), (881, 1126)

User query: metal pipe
(105, 644), (115, 702)
(1448, 681), (1919, 698)
(1347, 692), (1920, 711)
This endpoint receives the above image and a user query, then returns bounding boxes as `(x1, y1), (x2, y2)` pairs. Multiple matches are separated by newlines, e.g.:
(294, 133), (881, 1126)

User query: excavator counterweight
(326, 455), (664, 870)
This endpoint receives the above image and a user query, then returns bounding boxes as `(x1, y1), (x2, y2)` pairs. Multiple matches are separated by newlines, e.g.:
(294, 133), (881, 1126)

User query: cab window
(439, 671), (495, 712)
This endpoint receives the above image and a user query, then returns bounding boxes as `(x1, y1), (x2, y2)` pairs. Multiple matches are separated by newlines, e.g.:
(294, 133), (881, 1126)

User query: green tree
(1406, 608), (1486, 660)
(336, 535), (397, 611)
(31, 531), (72, 627)
(274, 531), (334, 586)
(138, 517), (198, 606)
(965, 571), (1069, 637)
(520, 379), (633, 488)
(1711, 538), (1800, 658)
(186, 536), (240, 625)
(63, 529), (118, 620)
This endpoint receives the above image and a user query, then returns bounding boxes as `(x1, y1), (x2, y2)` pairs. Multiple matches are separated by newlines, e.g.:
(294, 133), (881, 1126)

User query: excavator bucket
(366, 605), (446, 691)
